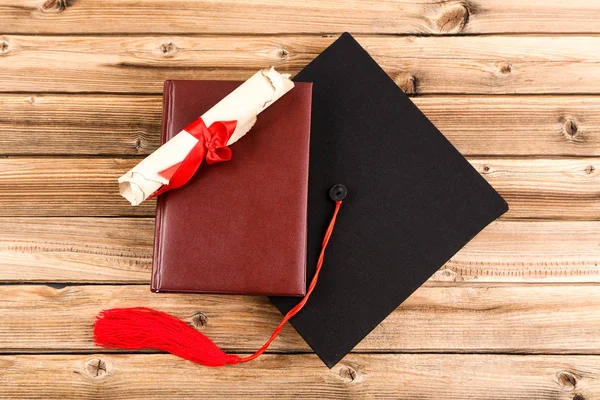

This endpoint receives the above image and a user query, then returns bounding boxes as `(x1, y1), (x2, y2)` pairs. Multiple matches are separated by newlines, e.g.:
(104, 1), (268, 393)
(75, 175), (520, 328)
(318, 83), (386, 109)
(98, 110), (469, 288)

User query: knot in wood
(499, 63), (512, 75)
(563, 118), (578, 137)
(339, 366), (358, 382)
(276, 47), (290, 60)
(573, 394), (585, 400)
(557, 371), (577, 391)
(584, 165), (595, 175)
(435, 2), (470, 33)
(85, 358), (108, 378)
(0, 40), (9, 55)
(191, 312), (208, 329)
(393, 73), (417, 95)
(133, 136), (145, 152)
(335, 362), (365, 384)
(160, 42), (177, 57)
(39, 0), (68, 13)
(436, 268), (461, 282)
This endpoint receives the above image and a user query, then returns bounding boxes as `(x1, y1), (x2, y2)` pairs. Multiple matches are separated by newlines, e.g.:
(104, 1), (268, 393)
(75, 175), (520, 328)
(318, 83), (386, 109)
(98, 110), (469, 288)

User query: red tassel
(94, 200), (342, 367)
(94, 307), (241, 366)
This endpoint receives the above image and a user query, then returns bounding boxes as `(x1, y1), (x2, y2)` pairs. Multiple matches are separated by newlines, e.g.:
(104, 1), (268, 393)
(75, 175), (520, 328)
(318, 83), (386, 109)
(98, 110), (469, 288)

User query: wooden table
(1, 1), (599, 398)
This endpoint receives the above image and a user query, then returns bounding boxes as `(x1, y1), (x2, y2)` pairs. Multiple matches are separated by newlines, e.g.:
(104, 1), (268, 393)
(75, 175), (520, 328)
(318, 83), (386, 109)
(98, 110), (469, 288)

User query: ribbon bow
(150, 118), (237, 198)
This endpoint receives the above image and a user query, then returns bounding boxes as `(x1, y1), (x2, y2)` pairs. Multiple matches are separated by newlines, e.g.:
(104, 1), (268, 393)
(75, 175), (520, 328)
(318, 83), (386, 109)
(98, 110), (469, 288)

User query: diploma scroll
(118, 67), (295, 206)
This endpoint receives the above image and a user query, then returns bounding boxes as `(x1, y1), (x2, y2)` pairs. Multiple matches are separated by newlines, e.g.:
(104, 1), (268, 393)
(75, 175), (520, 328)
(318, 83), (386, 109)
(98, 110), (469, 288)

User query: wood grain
(0, 158), (156, 217)
(2, 353), (600, 399)
(1, 1), (599, 398)
(0, 218), (153, 283)
(0, 157), (597, 218)
(2, 0), (600, 34)
(2, 94), (599, 157)
(4, 284), (600, 353)
(471, 158), (600, 221)
(0, 94), (161, 156)
(1, 35), (599, 94)
(1, 218), (598, 284)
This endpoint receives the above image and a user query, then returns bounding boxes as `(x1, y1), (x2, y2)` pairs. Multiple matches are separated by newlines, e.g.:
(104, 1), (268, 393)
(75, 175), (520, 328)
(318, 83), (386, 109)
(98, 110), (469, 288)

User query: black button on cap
(329, 184), (347, 201)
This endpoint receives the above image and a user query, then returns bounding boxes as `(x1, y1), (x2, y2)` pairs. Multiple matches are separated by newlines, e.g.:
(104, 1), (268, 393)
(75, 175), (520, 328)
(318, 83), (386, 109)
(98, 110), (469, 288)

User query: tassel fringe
(94, 307), (241, 366)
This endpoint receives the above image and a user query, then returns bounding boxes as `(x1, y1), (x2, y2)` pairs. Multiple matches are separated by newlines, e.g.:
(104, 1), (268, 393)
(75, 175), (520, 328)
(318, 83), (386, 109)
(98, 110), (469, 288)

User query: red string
(237, 200), (342, 363)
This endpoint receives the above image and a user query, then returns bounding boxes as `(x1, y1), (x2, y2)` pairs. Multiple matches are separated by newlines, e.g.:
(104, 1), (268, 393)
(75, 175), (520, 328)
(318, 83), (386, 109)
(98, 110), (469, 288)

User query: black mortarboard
(271, 33), (509, 368)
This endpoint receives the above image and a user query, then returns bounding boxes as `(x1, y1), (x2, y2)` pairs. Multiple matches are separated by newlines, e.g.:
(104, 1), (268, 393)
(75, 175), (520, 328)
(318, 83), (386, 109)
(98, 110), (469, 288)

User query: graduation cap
(272, 32), (508, 367)
(93, 33), (507, 368)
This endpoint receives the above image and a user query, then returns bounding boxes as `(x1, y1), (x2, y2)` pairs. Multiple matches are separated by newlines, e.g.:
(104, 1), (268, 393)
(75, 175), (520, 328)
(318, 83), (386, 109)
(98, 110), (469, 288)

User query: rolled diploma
(118, 67), (295, 206)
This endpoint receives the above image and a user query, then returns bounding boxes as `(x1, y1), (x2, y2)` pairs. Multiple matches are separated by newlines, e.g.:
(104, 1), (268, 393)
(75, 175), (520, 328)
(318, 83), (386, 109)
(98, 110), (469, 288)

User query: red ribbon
(150, 118), (237, 198)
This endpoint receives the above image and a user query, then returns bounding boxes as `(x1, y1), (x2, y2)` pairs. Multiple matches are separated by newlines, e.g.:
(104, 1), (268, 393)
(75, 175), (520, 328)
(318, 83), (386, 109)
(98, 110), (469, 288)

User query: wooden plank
(0, 94), (161, 156)
(0, 218), (153, 283)
(3, 0), (600, 34)
(0, 157), (597, 218)
(1, 218), (598, 284)
(1, 353), (600, 399)
(0, 35), (599, 94)
(417, 96), (600, 157)
(4, 284), (600, 353)
(2, 94), (599, 157)
(0, 158), (156, 217)
(440, 220), (600, 283)
(471, 158), (600, 221)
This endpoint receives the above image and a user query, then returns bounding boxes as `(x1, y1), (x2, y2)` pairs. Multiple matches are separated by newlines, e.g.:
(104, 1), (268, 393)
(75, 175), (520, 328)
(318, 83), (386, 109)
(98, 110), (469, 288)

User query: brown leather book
(152, 80), (312, 296)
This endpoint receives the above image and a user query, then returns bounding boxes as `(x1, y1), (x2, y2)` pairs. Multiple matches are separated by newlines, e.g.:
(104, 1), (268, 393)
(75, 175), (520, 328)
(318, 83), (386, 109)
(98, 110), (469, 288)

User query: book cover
(152, 80), (313, 296)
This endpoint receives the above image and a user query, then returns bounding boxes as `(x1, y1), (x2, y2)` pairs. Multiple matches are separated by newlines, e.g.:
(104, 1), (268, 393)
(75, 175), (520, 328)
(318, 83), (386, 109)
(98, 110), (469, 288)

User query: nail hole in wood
(482, 165), (490, 173)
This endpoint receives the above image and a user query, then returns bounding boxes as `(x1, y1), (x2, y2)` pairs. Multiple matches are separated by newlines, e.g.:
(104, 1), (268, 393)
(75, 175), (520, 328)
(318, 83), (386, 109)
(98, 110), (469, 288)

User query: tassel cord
(236, 200), (342, 363)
